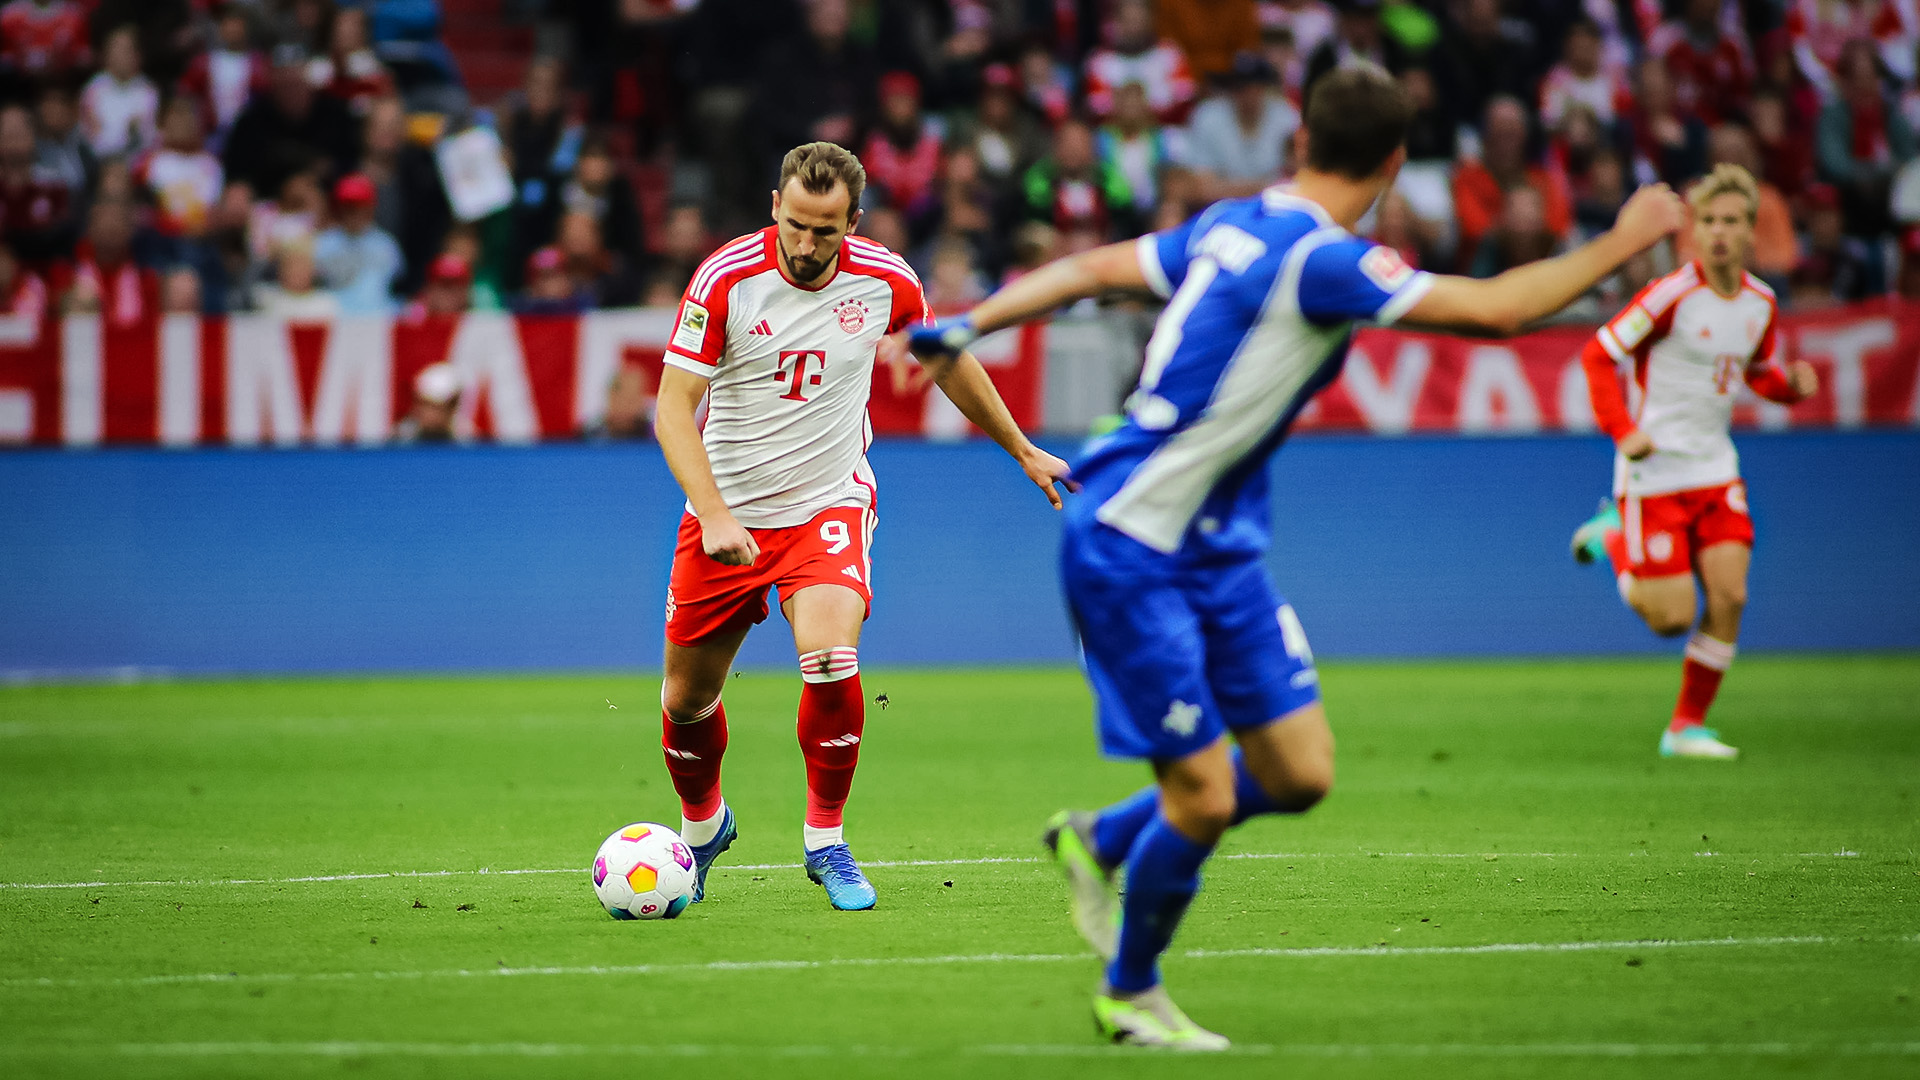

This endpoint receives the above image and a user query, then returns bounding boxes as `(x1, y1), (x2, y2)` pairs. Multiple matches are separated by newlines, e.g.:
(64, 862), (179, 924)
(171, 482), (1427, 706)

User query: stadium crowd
(1, 0), (1918, 328)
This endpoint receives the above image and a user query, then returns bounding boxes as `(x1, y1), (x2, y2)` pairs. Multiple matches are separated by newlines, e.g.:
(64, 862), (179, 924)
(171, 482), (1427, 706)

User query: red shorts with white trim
(665, 505), (875, 647)
(1620, 481), (1754, 578)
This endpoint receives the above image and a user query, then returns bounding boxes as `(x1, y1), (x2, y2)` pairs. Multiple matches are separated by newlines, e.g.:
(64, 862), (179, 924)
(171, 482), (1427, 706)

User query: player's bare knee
(1175, 788), (1236, 839)
(1640, 605), (1694, 637)
(1288, 762), (1336, 810)
(1708, 583), (1747, 616)
(660, 681), (720, 724)
(1158, 773), (1235, 838)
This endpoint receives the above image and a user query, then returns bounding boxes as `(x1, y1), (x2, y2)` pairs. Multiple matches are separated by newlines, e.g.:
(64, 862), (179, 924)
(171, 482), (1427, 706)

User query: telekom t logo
(775, 350), (827, 402)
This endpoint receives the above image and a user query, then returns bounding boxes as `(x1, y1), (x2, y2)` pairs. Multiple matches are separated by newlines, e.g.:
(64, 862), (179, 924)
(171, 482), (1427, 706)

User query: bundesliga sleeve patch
(672, 301), (710, 355)
(1359, 246), (1415, 292)
(1611, 305), (1654, 348)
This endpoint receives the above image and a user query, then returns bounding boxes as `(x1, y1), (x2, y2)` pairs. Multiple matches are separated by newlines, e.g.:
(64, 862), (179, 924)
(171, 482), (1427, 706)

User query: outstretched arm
(917, 347), (1074, 509)
(1399, 184), (1688, 337)
(914, 242), (1153, 357)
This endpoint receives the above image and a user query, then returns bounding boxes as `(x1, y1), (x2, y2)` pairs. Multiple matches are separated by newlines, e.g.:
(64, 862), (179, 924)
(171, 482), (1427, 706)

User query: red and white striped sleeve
(663, 232), (767, 375)
(843, 236), (932, 334)
(1583, 265), (1697, 440)
(1595, 263), (1695, 365)
(1741, 280), (1802, 403)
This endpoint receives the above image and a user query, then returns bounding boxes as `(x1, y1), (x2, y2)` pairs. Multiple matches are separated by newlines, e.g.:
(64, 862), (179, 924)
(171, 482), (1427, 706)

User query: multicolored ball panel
(626, 863), (658, 893)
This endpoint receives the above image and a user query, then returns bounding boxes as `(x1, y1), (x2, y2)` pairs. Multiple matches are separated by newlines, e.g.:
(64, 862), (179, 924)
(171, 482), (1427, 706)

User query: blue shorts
(1062, 525), (1321, 761)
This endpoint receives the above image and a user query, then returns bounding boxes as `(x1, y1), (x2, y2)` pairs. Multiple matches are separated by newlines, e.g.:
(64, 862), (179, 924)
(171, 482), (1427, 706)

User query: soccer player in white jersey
(1570, 164), (1819, 760)
(912, 65), (1686, 1047)
(652, 142), (1070, 911)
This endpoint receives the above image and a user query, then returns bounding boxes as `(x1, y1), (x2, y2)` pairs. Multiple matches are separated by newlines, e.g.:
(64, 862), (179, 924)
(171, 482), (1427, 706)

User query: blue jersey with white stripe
(1069, 189), (1434, 560)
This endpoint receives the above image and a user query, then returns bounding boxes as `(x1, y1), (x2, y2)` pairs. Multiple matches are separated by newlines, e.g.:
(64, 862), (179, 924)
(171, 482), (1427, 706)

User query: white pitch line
(8, 933), (1909, 992)
(970, 1042), (1920, 1059)
(0, 1040), (1916, 1060)
(30, 848), (1838, 891)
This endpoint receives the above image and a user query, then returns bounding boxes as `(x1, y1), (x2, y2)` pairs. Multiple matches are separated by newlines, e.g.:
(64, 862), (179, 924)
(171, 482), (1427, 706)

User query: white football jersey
(664, 227), (931, 529)
(1594, 262), (1781, 496)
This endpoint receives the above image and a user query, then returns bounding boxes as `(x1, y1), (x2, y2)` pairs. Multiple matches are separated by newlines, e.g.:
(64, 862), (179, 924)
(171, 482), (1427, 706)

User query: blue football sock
(1091, 786), (1158, 867)
(1229, 747), (1279, 825)
(1105, 812), (1213, 994)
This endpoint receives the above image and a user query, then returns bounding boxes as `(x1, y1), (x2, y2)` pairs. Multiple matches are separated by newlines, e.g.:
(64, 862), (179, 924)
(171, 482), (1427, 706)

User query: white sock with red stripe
(797, 646), (863, 852)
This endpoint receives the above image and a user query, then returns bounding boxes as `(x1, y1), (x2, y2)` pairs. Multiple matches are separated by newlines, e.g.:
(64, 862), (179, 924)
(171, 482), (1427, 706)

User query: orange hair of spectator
(778, 142), (867, 221)
(1686, 164), (1759, 223)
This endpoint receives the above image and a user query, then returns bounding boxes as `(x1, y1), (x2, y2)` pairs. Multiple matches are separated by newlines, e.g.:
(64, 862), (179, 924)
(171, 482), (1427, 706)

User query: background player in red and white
(651, 142), (1071, 910)
(1570, 164), (1819, 760)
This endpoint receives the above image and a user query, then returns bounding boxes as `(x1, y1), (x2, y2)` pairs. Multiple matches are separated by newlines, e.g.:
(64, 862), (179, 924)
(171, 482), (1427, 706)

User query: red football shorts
(1620, 481), (1754, 578)
(665, 505), (875, 647)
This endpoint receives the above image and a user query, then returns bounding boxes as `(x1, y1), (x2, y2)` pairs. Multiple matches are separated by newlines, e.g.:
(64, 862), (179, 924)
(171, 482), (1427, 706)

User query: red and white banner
(0, 309), (1048, 446)
(1316, 300), (1920, 434)
(0, 302), (1912, 445)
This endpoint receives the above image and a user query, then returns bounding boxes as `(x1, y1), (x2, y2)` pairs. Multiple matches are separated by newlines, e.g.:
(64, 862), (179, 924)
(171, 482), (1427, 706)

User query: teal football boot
(1571, 497), (1621, 565)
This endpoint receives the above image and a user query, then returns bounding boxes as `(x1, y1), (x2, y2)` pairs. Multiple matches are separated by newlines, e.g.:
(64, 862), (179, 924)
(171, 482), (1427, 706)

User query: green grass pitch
(1, 656), (1917, 1078)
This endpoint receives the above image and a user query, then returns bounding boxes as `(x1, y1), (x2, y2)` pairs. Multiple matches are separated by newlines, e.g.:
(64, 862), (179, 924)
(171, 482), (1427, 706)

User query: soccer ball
(592, 822), (697, 920)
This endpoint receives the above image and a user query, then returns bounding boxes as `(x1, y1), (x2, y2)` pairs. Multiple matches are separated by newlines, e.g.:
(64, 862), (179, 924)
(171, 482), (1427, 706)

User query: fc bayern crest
(834, 298), (868, 334)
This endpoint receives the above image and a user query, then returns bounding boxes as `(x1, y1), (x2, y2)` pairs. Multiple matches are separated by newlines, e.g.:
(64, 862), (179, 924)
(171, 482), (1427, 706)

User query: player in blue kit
(911, 64), (1685, 1049)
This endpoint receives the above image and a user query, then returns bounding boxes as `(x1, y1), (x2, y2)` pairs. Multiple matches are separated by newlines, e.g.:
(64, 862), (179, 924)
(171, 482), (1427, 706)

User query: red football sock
(796, 647), (864, 829)
(1670, 632), (1735, 733)
(661, 696), (727, 820)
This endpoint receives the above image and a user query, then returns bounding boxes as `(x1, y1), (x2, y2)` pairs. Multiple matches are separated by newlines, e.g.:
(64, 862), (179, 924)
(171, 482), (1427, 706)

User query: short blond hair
(1687, 163), (1759, 222)
(777, 141), (866, 220)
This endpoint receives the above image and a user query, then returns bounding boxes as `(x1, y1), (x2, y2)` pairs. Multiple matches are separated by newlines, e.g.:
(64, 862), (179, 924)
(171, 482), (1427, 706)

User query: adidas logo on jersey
(748, 319), (773, 336)
(841, 565), (863, 583)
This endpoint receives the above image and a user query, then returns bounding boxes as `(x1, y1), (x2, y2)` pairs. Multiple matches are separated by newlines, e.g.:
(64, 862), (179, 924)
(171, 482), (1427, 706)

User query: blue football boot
(686, 807), (737, 903)
(804, 843), (877, 910)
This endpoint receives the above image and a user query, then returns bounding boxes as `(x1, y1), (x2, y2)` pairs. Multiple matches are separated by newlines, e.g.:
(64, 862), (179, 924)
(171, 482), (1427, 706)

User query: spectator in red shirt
(177, 3), (269, 148)
(1084, 0), (1199, 124)
(308, 6), (393, 119)
(0, 103), (75, 264)
(863, 72), (945, 240)
(57, 198), (160, 326)
(1784, 0), (1916, 100)
(1452, 96), (1572, 262)
(1653, 0), (1754, 127)
(1816, 38), (1917, 238)
(0, 0), (91, 83)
